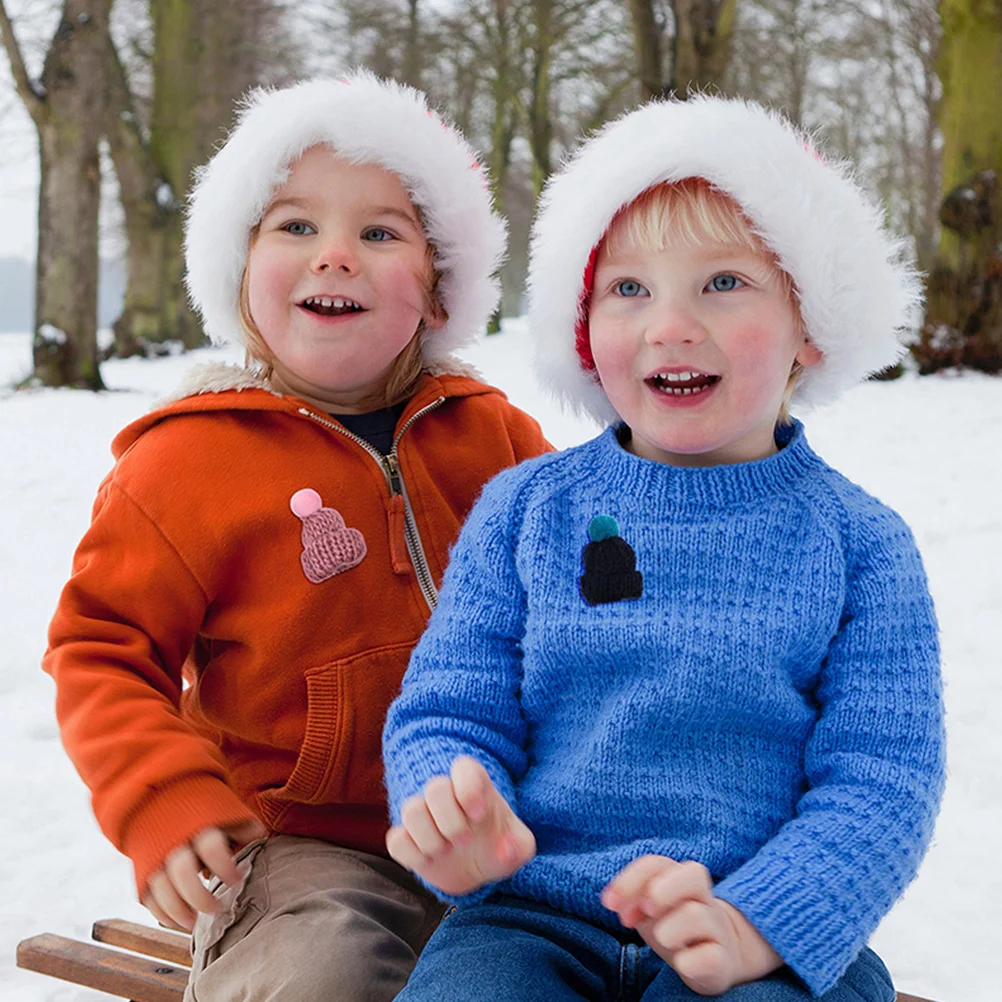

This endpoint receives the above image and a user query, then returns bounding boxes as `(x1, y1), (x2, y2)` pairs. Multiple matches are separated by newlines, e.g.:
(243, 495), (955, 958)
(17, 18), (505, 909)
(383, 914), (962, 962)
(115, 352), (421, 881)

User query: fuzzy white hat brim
(184, 73), (506, 362)
(529, 96), (923, 423)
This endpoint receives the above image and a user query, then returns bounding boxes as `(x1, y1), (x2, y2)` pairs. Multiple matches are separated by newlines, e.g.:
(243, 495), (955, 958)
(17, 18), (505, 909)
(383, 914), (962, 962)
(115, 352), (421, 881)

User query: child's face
(246, 147), (442, 411)
(589, 230), (821, 467)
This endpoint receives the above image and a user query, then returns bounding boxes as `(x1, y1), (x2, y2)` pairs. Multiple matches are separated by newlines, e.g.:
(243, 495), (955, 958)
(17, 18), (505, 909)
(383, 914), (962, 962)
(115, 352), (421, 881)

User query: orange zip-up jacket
(43, 362), (550, 894)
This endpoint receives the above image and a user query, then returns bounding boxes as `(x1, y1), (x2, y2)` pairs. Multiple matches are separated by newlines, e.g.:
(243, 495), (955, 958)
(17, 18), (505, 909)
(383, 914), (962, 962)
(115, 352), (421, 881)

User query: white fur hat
(529, 95), (923, 423)
(184, 73), (506, 361)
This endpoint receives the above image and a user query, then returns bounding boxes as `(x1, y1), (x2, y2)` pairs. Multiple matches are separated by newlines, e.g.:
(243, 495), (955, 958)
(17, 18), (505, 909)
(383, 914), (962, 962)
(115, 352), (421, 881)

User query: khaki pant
(184, 835), (446, 1002)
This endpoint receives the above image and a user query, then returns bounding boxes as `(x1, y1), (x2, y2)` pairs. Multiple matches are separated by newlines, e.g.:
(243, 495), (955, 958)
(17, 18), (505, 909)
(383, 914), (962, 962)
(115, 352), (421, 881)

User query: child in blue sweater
(382, 96), (944, 1001)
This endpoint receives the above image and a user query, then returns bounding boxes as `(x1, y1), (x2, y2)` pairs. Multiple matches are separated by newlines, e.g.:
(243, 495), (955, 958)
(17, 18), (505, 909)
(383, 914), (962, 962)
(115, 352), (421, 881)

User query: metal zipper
(299, 396), (446, 611)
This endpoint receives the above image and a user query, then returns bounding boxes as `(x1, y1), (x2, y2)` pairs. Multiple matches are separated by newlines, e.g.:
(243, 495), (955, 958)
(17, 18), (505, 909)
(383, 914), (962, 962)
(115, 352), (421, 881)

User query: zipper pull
(386, 494), (413, 575)
(385, 453), (403, 495)
(383, 454), (412, 574)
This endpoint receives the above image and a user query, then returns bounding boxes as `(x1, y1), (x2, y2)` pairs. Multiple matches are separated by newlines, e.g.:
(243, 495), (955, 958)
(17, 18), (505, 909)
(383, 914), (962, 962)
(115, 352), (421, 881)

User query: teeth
(305, 295), (360, 310)
(659, 384), (706, 396)
(651, 374), (716, 396)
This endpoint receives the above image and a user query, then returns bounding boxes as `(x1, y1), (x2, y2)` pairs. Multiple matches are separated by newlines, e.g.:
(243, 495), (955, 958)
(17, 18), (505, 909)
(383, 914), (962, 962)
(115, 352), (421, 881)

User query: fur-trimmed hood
(114, 356), (490, 459)
(529, 95), (923, 424)
(153, 356), (482, 408)
(184, 73), (506, 363)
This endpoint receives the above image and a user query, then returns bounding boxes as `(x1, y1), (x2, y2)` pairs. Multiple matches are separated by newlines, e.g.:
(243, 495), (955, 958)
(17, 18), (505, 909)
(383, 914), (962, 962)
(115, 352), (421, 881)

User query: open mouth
(648, 371), (721, 397)
(300, 295), (365, 317)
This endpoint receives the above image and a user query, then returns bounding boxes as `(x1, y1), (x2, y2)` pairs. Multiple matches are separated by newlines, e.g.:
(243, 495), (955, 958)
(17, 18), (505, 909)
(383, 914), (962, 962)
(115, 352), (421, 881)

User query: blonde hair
(238, 229), (447, 411)
(604, 180), (808, 422)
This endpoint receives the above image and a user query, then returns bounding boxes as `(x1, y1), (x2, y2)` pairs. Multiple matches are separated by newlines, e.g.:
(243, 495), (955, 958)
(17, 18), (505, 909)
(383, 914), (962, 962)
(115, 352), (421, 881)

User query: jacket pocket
(259, 640), (413, 810)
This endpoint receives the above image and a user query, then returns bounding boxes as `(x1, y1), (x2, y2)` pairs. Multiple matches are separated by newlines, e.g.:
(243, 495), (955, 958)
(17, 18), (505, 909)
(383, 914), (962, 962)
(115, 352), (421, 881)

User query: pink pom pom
(290, 488), (323, 518)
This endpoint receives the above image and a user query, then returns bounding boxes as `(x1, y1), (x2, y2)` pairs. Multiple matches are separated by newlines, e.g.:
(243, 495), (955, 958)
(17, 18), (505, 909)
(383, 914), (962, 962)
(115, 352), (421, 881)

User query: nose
(645, 300), (705, 346)
(311, 234), (359, 276)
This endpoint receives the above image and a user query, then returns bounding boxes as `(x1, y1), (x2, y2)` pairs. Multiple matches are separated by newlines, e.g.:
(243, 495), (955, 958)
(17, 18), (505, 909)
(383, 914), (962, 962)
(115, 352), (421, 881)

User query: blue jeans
(396, 896), (894, 1002)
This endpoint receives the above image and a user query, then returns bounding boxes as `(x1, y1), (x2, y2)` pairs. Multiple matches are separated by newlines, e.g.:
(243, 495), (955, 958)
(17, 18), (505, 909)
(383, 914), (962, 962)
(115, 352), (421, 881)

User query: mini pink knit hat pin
(290, 489), (366, 584)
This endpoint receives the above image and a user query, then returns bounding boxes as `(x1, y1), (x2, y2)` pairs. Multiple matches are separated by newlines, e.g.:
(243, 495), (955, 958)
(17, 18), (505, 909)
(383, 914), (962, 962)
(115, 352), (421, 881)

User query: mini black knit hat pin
(579, 515), (643, 606)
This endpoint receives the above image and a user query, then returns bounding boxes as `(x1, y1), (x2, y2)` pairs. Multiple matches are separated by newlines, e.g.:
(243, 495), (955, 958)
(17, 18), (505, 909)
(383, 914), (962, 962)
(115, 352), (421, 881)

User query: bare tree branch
(0, 0), (46, 122)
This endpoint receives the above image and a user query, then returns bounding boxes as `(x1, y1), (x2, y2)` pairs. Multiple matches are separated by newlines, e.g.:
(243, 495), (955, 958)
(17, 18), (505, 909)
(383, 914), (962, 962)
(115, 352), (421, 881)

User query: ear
(422, 298), (448, 331)
(796, 337), (823, 368)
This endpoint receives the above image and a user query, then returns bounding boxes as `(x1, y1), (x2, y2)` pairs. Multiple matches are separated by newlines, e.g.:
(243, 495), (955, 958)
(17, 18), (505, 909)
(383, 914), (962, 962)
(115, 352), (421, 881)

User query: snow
(2, 321), (999, 1002)
(37, 325), (67, 346)
(155, 182), (177, 210)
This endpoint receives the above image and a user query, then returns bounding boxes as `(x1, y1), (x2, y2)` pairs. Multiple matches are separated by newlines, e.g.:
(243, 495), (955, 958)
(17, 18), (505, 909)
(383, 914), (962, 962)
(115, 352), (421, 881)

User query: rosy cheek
(592, 325), (631, 374)
(246, 251), (289, 322)
(245, 274), (271, 330)
(388, 263), (431, 311)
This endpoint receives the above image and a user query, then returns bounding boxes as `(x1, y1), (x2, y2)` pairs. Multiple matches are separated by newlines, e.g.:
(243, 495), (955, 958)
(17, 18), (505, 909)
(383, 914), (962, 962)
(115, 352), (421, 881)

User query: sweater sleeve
(383, 468), (532, 892)
(43, 477), (257, 894)
(714, 506), (945, 996)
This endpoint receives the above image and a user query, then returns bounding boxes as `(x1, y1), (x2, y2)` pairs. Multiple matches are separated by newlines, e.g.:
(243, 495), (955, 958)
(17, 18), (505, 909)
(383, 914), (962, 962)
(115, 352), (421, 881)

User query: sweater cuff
(714, 855), (859, 997)
(121, 773), (260, 896)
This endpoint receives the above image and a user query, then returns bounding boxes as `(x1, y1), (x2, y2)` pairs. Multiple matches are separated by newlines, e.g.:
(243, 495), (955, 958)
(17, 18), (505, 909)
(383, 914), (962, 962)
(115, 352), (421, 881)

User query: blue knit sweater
(382, 421), (944, 996)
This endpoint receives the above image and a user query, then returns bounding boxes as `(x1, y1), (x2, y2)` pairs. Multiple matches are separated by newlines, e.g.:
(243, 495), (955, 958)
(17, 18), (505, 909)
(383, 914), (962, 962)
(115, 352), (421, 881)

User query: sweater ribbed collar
(589, 419), (823, 510)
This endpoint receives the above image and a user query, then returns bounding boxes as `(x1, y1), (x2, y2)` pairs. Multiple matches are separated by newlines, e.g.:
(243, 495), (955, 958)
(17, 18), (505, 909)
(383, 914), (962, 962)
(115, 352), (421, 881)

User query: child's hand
(386, 755), (536, 896)
(142, 819), (268, 932)
(601, 856), (782, 996)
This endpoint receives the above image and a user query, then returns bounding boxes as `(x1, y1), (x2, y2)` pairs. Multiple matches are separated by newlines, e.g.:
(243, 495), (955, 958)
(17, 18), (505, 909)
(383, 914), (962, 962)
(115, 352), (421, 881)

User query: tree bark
(1, 0), (110, 388)
(104, 32), (178, 358)
(628, 0), (740, 100)
(107, 0), (283, 356)
(403, 0), (422, 89)
(671, 0), (740, 93)
(628, 0), (665, 100)
(914, 0), (1002, 373)
(527, 0), (554, 197)
(486, 0), (519, 332)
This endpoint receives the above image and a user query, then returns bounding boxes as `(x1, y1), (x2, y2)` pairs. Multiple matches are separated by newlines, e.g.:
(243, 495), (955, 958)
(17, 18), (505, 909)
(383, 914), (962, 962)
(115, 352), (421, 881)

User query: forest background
(1, 0), (1001, 386)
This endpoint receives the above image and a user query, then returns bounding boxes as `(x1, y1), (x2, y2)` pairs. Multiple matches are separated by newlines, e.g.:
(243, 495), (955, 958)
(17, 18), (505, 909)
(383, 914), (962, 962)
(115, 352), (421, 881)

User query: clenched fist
(386, 756), (535, 897)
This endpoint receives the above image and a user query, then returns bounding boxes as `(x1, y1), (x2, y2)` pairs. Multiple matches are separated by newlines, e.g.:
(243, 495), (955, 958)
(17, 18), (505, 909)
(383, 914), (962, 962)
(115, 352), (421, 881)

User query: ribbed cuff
(715, 853), (858, 997)
(121, 773), (259, 895)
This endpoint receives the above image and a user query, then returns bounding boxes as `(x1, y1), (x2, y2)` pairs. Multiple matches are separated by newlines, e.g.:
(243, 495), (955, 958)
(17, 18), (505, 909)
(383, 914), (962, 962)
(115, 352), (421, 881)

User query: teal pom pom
(588, 514), (620, 542)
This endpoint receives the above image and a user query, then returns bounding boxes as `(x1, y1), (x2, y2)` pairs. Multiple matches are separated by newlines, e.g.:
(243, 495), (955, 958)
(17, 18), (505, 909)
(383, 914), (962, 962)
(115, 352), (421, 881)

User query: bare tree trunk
(0, 0), (110, 388)
(914, 0), (1002, 373)
(628, 0), (740, 100)
(104, 36), (177, 358)
(403, 0), (422, 89)
(527, 0), (554, 197)
(486, 0), (519, 332)
(672, 0), (740, 93)
(108, 0), (286, 355)
(628, 0), (665, 100)
(143, 0), (220, 350)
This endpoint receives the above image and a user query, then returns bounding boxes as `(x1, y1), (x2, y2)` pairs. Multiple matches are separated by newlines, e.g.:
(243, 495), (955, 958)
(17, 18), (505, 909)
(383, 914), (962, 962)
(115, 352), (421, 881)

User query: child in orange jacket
(44, 73), (549, 1002)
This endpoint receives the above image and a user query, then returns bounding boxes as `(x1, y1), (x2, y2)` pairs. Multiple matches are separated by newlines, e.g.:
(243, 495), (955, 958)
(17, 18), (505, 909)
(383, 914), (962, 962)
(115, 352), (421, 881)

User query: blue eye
(282, 220), (315, 236)
(615, 279), (647, 298)
(363, 227), (395, 242)
(708, 274), (743, 292)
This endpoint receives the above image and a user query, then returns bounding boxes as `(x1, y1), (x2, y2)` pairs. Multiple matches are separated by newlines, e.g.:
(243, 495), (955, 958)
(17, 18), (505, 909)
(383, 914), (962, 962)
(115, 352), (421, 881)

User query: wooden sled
(17, 918), (190, 1001)
(16, 916), (942, 1001)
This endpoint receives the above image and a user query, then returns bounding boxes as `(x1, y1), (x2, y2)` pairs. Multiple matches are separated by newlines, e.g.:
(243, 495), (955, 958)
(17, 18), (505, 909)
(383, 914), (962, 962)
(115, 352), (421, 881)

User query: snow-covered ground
(1, 322), (998, 1002)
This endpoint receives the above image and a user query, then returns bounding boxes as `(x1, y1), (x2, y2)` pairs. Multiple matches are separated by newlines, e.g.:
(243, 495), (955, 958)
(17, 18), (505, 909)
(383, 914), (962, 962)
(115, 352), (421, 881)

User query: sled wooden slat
(91, 918), (192, 967)
(16, 929), (188, 1002)
(15, 917), (941, 1002)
